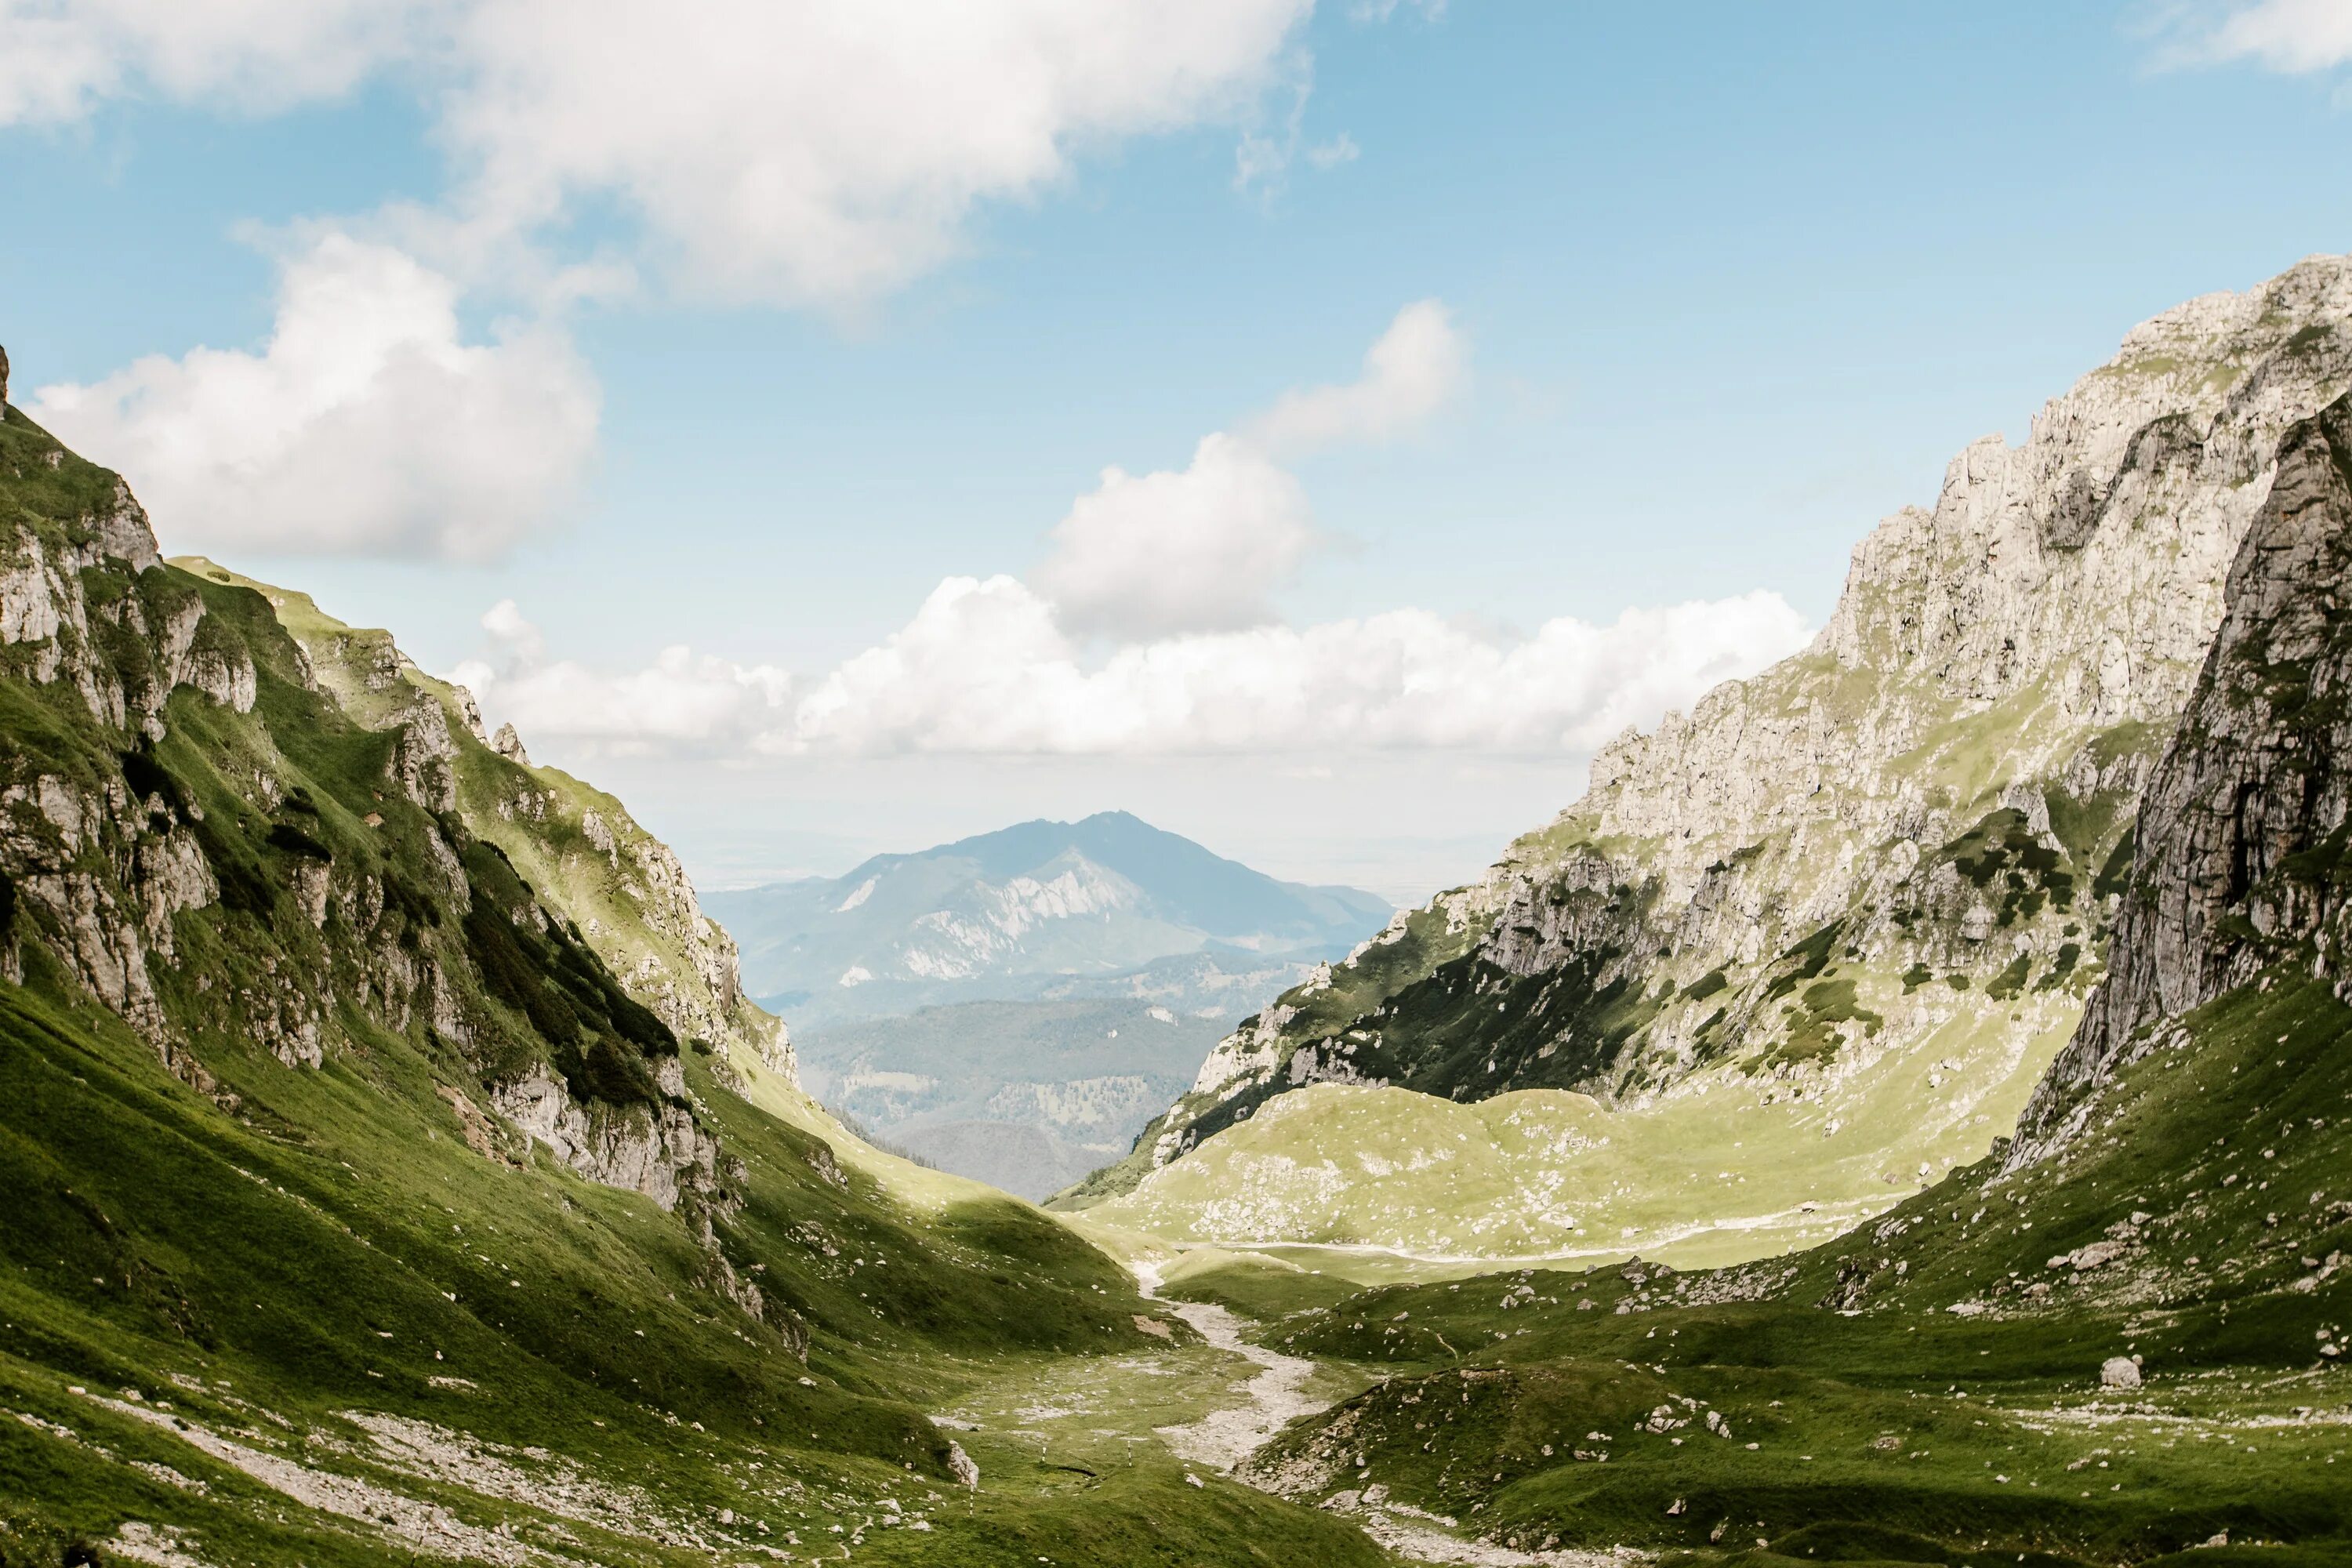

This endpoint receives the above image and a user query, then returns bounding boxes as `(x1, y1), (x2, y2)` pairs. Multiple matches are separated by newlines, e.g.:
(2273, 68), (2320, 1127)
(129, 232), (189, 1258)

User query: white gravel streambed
(1133, 1260), (1641, 1567)
(1148, 1290), (1330, 1472)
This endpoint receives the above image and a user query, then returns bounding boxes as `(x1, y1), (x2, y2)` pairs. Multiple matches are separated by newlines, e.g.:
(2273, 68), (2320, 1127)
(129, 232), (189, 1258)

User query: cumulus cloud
(28, 231), (597, 561)
(451, 599), (791, 755)
(449, 0), (1316, 304)
(783, 577), (1810, 755)
(1032, 434), (1317, 639)
(1027, 299), (1467, 636)
(1244, 299), (1467, 455)
(3, 0), (1317, 307)
(2154, 0), (2352, 71)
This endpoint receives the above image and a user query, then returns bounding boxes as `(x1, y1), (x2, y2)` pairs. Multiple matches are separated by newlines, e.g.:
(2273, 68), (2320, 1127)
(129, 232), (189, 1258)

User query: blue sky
(4, 1), (2347, 901)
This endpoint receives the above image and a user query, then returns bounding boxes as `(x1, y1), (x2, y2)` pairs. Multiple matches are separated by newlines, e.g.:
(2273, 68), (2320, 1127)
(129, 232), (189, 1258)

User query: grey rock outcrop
(2018, 390), (2352, 1152)
(491, 1069), (725, 1214)
(1092, 255), (2352, 1203)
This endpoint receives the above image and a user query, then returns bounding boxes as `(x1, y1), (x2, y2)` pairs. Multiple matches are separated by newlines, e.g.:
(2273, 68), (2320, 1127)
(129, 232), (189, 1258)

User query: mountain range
(5, 253), (2352, 1566)
(705, 811), (1390, 1027)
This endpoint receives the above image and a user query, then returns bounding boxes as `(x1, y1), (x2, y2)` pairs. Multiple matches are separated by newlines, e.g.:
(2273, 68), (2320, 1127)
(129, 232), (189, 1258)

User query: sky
(5, 1), (2350, 905)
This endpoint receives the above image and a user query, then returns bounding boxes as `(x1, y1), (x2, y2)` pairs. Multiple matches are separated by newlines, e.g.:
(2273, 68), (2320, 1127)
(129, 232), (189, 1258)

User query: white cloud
(2, 0), (1317, 307)
(454, 0), (1316, 304)
(2173, 0), (2343, 69)
(785, 577), (1810, 755)
(0, 0), (433, 125)
(2154, 0), (2352, 71)
(1244, 299), (1468, 455)
(452, 599), (791, 755)
(456, 578), (1809, 761)
(1032, 434), (1317, 639)
(28, 231), (597, 561)
(1307, 132), (1360, 169)
(1027, 299), (1467, 636)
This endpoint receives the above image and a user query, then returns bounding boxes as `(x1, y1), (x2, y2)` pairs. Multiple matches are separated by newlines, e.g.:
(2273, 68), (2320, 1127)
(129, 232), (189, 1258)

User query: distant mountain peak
(704, 813), (1390, 1027)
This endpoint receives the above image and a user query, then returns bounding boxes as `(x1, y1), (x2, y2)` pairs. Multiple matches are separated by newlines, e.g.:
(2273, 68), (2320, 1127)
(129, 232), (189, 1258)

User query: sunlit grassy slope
(1090, 954), (2081, 1271)
(1197, 971), (2352, 1564)
(0, 402), (1380, 1566)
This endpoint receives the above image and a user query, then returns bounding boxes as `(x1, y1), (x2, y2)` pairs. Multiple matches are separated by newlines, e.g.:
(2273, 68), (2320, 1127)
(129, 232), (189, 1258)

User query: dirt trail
(1138, 1263), (1329, 1472)
(1133, 1262), (1635, 1567)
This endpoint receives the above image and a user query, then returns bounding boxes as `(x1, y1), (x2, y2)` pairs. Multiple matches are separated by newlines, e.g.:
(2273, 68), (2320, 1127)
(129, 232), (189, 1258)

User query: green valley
(7, 254), (2352, 1568)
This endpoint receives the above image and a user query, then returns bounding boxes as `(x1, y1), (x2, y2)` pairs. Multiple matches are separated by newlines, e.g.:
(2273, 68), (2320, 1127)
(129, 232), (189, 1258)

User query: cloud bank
(448, 296), (1804, 764)
(450, 600), (792, 755)
(465, 576), (1809, 760)
(783, 576), (1809, 755)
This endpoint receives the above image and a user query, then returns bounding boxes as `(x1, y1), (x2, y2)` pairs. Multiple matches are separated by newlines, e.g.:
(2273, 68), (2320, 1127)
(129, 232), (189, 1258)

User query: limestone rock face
(2018, 390), (2352, 1153)
(0, 427), (257, 1047)
(0, 406), (804, 1341)
(1083, 255), (2352, 1207)
(490, 1070), (725, 1214)
(214, 560), (797, 1094)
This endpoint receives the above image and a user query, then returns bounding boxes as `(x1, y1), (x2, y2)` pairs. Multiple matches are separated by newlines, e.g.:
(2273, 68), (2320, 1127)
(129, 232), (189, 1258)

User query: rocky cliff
(1070, 255), (2352, 1210)
(2016, 387), (2352, 1156)
(0, 386), (795, 1234)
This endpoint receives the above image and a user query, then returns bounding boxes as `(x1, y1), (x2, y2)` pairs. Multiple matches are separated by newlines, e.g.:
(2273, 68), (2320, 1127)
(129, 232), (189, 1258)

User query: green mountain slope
(0, 397), (1377, 1566)
(1174, 392), (2352, 1566)
(1065, 254), (2352, 1248)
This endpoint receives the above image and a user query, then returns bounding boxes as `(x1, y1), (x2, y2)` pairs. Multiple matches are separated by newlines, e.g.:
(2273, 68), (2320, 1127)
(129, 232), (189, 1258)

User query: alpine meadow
(4, 6), (2352, 1567)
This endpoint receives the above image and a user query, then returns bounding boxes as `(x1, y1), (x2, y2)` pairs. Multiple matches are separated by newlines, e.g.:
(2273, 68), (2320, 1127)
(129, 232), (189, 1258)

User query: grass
(1216, 972), (2352, 1563)
(0, 417), (1386, 1566)
(1083, 948), (2085, 1273)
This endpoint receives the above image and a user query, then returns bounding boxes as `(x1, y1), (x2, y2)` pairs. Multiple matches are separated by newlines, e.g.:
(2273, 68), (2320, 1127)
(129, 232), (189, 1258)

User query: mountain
(703, 812), (1390, 1027)
(793, 997), (1229, 1200)
(1162, 378), (2352, 1566)
(0, 388), (1381, 1566)
(1064, 256), (2352, 1257)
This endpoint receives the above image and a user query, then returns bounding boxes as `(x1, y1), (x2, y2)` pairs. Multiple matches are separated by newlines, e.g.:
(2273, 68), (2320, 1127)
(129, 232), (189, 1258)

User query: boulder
(2100, 1356), (2142, 1389)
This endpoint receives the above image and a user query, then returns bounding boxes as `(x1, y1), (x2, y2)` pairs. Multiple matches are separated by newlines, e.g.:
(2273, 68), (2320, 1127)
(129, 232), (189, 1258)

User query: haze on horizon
(5, 0), (2349, 903)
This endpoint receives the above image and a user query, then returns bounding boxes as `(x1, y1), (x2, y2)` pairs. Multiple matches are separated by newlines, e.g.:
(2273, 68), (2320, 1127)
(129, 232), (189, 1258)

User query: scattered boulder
(2100, 1356), (2142, 1389)
(945, 1439), (979, 1490)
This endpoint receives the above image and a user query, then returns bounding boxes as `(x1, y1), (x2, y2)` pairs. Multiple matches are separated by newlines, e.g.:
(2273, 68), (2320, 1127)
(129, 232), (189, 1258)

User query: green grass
(0, 420), (1386, 1566)
(1230, 972), (2352, 1563)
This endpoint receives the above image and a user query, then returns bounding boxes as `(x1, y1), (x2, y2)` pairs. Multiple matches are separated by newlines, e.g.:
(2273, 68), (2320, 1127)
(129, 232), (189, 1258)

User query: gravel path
(1134, 1261), (1639, 1567)
(1136, 1260), (1330, 1472)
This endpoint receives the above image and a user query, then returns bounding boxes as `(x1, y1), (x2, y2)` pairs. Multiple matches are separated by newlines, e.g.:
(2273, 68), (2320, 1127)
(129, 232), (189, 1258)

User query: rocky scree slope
(0, 392), (1276, 1565)
(1210, 419), (2352, 1561)
(1069, 254), (2352, 1217)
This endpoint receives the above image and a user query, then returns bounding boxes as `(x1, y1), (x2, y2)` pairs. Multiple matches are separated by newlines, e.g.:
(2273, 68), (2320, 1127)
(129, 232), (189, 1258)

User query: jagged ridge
(1070, 255), (2352, 1225)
